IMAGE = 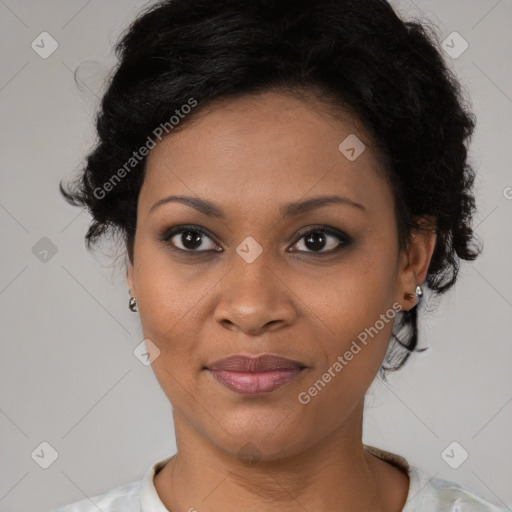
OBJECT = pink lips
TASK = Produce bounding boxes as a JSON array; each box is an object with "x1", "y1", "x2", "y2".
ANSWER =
[{"x1": 207, "y1": 354, "x2": 306, "y2": 395}]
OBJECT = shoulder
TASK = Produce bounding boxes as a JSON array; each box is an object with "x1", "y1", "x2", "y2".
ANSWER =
[
  {"x1": 363, "y1": 445, "x2": 508, "y2": 512},
  {"x1": 405, "y1": 465, "x2": 509, "y2": 512},
  {"x1": 50, "y1": 480, "x2": 142, "y2": 512},
  {"x1": 50, "y1": 455, "x2": 174, "y2": 512}
]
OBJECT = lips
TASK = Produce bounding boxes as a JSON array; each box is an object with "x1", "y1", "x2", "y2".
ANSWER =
[
  {"x1": 206, "y1": 354, "x2": 306, "y2": 395},
  {"x1": 208, "y1": 354, "x2": 305, "y2": 372}
]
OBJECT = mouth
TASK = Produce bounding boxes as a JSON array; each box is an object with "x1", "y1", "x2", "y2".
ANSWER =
[{"x1": 205, "y1": 354, "x2": 307, "y2": 395}]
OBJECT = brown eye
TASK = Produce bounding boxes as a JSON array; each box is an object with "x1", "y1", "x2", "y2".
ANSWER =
[
  {"x1": 289, "y1": 227, "x2": 350, "y2": 254},
  {"x1": 161, "y1": 225, "x2": 221, "y2": 253}
]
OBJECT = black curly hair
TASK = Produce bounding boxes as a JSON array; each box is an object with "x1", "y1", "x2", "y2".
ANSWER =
[{"x1": 60, "y1": 0, "x2": 481, "y2": 377}]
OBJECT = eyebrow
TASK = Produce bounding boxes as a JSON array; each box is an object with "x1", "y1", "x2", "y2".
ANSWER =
[{"x1": 149, "y1": 194, "x2": 366, "y2": 218}]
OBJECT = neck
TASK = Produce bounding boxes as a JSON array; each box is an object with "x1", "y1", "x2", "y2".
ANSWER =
[{"x1": 154, "y1": 401, "x2": 407, "y2": 512}]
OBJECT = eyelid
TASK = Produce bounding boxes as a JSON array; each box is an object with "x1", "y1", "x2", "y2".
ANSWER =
[
  {"x1": 159, "y1": 224, "x2": 221, "y2": 252},
  {"x1": 160, "y1": 224, "x2": 350, "y2": 255},
  {"x1": 288, "y1": 225, "x2": 350, "y2": 254}
]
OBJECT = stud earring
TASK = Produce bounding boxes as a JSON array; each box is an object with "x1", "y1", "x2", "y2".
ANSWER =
[
  {"x1": 129, "y1": 296, "x2": 138, "y2": 312},
  {"x1": 403, "y1": 284, "x2": 423, "y2": 301}
]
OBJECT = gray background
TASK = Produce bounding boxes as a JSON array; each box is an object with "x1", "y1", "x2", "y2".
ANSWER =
[{"x1": 0, "y1": 0, "x2": 511, "y2": 510}]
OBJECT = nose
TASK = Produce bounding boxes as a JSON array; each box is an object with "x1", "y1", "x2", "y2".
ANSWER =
[{"x1": 213, "y1": 255, "x2": 298, "y2": 336}]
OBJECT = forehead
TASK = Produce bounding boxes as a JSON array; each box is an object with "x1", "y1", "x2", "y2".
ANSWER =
[{"x1": 140, "y1": 91, "x2": 393, "y2": 218}]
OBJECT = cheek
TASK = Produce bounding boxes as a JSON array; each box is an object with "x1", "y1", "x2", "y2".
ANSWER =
[
  {"x1": 132, "y1": 240, "x2": 203, "y2": 356},
  {"x1": 295, "y1": 271, "x2": 398, "y2": 423},
  {"x1": 303, "y1": 249, "x2": 397, "y2": 329},
  {"x1": 297, "y1": 241, "x2": 398, "y2": 372},
  {"x1": 133, "y1": 247, "x2": 205, "y2": 407}
]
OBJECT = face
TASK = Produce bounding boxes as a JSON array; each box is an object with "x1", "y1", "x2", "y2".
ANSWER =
[{"x1": 127, "y1": 91, "x2": 434, "y2": 460}]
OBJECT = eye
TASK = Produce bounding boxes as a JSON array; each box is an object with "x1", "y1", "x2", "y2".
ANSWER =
[
  {"x1": 289, "y1": 226, "x2": 350, "y2": 254},
  {"x1": 160, "y1": 224, "x2": 350, "y2": 256},
  {"x1": 161, "y1": 225, "x2": 221, "y2": 253}
]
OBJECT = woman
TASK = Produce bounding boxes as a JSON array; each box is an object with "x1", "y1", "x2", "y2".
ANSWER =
[{"x1": 53, "y1": 0, "x2": 506, "y2": 510}]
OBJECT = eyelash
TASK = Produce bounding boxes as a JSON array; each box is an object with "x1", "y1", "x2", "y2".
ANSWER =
[{"x1": 159, "y1": 224, "x2": 351, "y2": 257}]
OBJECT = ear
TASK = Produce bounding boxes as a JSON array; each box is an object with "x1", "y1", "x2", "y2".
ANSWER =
[{"x1": 395, "y1": 215, "x2": 437, "y2": 311}]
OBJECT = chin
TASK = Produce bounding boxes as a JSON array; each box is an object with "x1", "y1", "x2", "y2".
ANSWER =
[{"x1": 206, "y1": 411, "x2": 314, "y2": 462}]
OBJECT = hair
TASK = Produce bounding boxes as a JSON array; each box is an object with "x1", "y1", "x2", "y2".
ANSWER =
[{"x1": 60, "y1": 0, "x2": 481, "y2": 378}]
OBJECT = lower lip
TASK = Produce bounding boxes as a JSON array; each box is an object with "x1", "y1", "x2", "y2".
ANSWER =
[{"x1": 208, "y1": 369, "x2": 304, "y2": 395}]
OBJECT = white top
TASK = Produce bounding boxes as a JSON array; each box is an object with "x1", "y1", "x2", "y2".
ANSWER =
[{"x1": 51, "y1": 446, "x2": 508, "y2": 512}]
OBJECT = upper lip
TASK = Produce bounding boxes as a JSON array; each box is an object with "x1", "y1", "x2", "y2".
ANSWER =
[{"x1": 207, "y1": 354, "x2": 306, "y2": 372}]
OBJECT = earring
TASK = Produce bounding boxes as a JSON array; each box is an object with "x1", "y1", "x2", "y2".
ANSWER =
[
  {"x1": 129, "y1": 296, "x2": 138, "y2": 312},
  {"x1": 403, "y1": 284, "x2": 423, "y2": 301}
]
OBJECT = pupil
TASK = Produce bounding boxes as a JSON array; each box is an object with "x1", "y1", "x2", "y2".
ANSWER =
[
  {"x1": 182, "y1": 231, "x2": 202, "y2": 250},
  {"x1": 305, "y1": 232, "x2": 326, "y2": 251}
]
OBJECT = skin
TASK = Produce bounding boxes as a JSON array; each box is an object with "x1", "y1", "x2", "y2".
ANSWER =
[{"x1": 127, "y1": 90, "x2": 437, "y2": 512}]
